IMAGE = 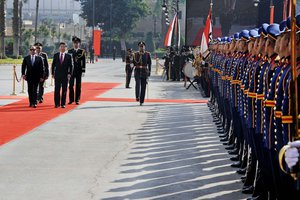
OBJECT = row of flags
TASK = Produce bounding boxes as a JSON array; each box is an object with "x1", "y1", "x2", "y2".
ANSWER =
[
  {"x1": 164, "y1": 0, "x2": 297, "y2": 56},
  {"x1": 164, "y1": 4, "x2": 212, "y2": 56}
]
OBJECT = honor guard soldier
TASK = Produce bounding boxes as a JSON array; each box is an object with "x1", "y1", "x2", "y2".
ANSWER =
[
  {"x1": 125, "y1": 48, "x2": 134, "y2": 88},
  {"x1": 133, "y1": 41, "x2": 152, "y2": 106},
  {"x1": 34, "y1": 42, "x2": 49, "y2": 103},
  {"x1": 278, "y1": 14, "x2": 300, "y2": 199},
  {"x1": 68, "y1": 36, "x2": 86, "y2": 105}
]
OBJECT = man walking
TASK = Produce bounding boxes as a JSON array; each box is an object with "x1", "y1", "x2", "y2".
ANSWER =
[
  {"x1": 133, "y1": 41, "x2": 151, "y2": 106},
  {"x1": 21, "y1": 46, "x2": 45, "y2": 108},
  {"x1": 51, "y1": 42, "x2": 73, "y2": 108},
  {"x1": 34, "y1": 42, "x2": 49, "y2": 103},
  {"x1": 68, "y1": 36, "x2": 86, "y2": 105}
]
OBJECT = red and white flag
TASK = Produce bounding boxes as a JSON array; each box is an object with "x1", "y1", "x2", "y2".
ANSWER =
[
  {"x1": 164, "y1": 14, "x2": 180, "y2": 47},
  {"x1": 200, "y1": 9, "x2": 212, "y2": 56}
]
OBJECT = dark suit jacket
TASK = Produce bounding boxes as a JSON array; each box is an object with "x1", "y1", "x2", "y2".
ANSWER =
[
  {"x1": 39, "y1": 52, "x2": 49, "y2": 78},
  {"x1": 51, "y1": 52, "x2": 73, "y2": 80},
  {"x1": 21, "y1": 55, "x2": 45, "y2": 82}
]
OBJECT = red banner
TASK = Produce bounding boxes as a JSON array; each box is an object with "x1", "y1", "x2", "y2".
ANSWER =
[{"x1": 93, "y1": 30, "x2": 101, "y2": 56}]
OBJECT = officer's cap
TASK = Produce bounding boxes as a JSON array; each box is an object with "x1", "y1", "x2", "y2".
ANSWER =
[
  {"x1": 286, "y1": 14, "x2": 300, "y2": 33},
  {"x1": 227, "y1": 37, "x2": 233, "y2": 43},
  {"x1": 258, "y1": 23, "x2": 269, "y2": 37},
  {"x1": 267, "y1": 23, "x2": 280, "y2": 40},
  {"x1": 34, "y1": 42, "x2": 43, "y2": 47},
  {"x1": 233, "y1": 32, "x2": 240, "y2": 41},
  {"x1": 138, "y1": 41, "x2": 146, "y2": 46},
  {"x1": 72, "y1": 36, "x2": 81, "y2": 43},
  {"x1": 279, "y1": 20, "x2": 287, "y2": 33},
  {"x1": 249, "y1": 29, "x2": 259, "y2": 40},
  {"x1": 296, "y1": 14, "x2": 300, "y2": 33},
  {"x1": 239, "y1": 30, "x2": 250, "y2": 41}
]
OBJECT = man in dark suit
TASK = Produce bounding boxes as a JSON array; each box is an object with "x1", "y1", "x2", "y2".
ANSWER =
[
  {"x1": 21, "y1": 46, "x2": 45, "y2": 108},
  {"x1": 51, "y1": 42, "x2": 73, "y2": 108},
  {"x1": 68, "y1": 36, "x2": 86, "y2": 105},
  {"x1": 34, "y1": 42, "x2": 49, "y2": 103}
]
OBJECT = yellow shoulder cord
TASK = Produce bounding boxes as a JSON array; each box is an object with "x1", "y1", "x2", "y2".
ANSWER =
[{"x1": 278, "y1": 145, "x2": 290, "y2": 174}]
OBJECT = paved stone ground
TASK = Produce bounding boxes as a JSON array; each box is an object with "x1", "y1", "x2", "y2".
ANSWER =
[{"x1": 0, "y1": 59, "x2": 249, "y2": 200}]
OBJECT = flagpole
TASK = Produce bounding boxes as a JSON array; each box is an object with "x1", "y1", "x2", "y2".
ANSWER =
[
  {"x1": 289, "y1": 0, "x2": 299, "y2": 181},
  {"x1": 210, "y1": 0, "x2": 213, "y2": 37},
  {"x1": 283, "y1": 0, "x2": 288, "y2": 20},
  {"x1": 270, "y1": 0, "x2": 274, "y2": 24}
]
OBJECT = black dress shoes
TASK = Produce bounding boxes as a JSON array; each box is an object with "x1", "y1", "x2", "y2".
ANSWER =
[
  {"x1": 231, "y1": 161, "x2": 241, "y2": 168},
  {"x1": 68, "y1": 102, "x2": 73, "y2": 105},
  {"x1": 230, "y1": 155, "x2": 239, "y2": 161},
  {"x1": 242, "y1": 186, "x2": 254, "y2": 194},
  {"x1": 32, "y1": 104, "x2": 37, "y2": 108},
  {"x1": 220, "y1": 137, "x2": 228, "y2": 142},
  {"x1": 228, "y1": 149, "x2": 239, "y2": 155},
  {"x1": 76, "y1": 102, "x2": 79, "y2": 105},
  {"x1": 61, "y1": 105, "x2": 66, "y2": 108},
  {"x1": 225, "y1": 145, "x2": 235, "y2": 150},
  {"x1": 55, "y1": 105, "x2": 59, "y2": 108},
  {"x1": 136, "y1": 98, "x2": 140, "y2": 102},
  {"x1": 236, "y1": 168, "x2": 246, "y2": 175}
]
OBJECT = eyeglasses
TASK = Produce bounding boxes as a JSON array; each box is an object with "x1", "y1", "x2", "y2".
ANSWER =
[{"x1": 30, "y1": 49, "x2": 36, "y2": 51}]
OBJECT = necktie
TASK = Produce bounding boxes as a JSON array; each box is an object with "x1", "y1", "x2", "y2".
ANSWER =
[
  {"x1": 60, "y1": 53, "x2": 63, "y2": 64},
  {"x1": 31, "y1": 55, "x2": 34, "y2": 65}
]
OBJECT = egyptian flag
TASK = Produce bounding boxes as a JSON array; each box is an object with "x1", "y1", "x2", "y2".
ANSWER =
[
  {"x1": 164, "y1": 13, "x2": 180, "y2": 47},
  {"x1": 200, "y1": 8, "x2": 212, "y2": 56}
]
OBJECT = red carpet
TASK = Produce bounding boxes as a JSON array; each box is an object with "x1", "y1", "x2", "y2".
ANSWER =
[
  {"x1": 94, "y1": 97, "x2": 208, "y2": 104},
  {"x1": 0, "y1": 96, "x2": 26, "y2": 99},
  {"x1": 0, "y1": 83, "x2": 119, "y2": 146}
]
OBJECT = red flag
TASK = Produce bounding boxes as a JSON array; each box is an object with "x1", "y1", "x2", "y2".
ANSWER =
[
  {"x1": 200, "y1": 8, "x2": 212, "y2": 56},
  {"x1": 164, "y1": 14, "x2": 179, "y2": 47},
  {"x1": 93, "y1": 30, "x2": 101, "y2": 56}
]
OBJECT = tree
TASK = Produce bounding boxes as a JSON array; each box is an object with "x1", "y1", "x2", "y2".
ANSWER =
[
  {"x1": 76, "y1": 0, "x2": 150, "y2": 38},
  {"x1": 145, "y1": 32, "x2": 155, "y2": 52},
  {"x1": 12, "y1": 0, "x2": 19, "y2": 57},
  {"x1": 0, "y1": 0, "x2": 6, "y2": 58}
]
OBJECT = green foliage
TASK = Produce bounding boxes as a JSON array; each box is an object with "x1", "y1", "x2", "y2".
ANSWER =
[
  {"x1": 76, "y1": 0, "x2": 150, "y2": 38},
  {"x1": 145, "y1": 32, "x2": 155, "y2": 52}
]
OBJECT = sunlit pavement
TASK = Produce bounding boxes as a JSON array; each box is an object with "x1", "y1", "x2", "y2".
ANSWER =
[{"x1": 0, "y1": 59, "x2": 248, "y2": 200}]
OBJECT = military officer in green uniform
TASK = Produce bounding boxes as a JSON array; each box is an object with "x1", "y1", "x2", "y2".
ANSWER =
[
  {"x1": 133, "y1": 41, "x2": 152, "y2": 106},
  {"x1": 34, "y1": 42, "x2": 49, "y2": 103}
]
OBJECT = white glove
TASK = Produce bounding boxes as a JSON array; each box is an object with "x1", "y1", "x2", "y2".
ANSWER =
[
  {"x1": 82, "y1": 73, "x2": 85, "y2": 77},
  {"x1": 285, "y1": 141, "x2": 300, "y2": 169}
]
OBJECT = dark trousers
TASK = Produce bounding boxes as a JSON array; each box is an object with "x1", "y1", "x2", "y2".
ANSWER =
[
  {"x1": 69, "y1": 73, "x2": 82, "y2": 103},
  {"x1": 27, "y1": 80, "x2": 39, "y2": 105},
  {"x1": 54, "y1": 78, "x2": 68, "y2": 106},
  {"x1": 135, "y1": 76, "x2": 147, "y2": 103},
  {"x1": 125, "y1": 66, "x2": 133, "y2": 88},
  {"x1": 37, "y1": 81, "x2": 45, "y2": 101}
]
